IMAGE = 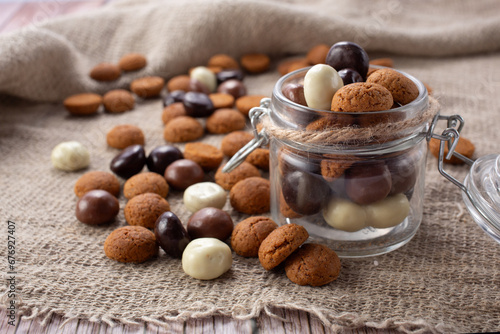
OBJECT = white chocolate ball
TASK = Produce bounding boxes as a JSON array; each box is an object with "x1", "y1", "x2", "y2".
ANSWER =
[
  {"x1": 182, "y1": 238, "x2": 232, "y2": 280},
  {"x1": 323, "y1": 197, "x2": 366, "y2": 232},
  {"x1": 190, "y1": 66, "x2": 217, "y2": 93},
  {"x1": 303, "y1": 64, "x2": 343, "y2": 110},
  {"x1": 51, "y1": 141, "x2": 90, "y2": 171},
  {"x1": 183, "y1": 182, "x2": 227, "y2": 212},
  {"x1": 365, "y1": 193, "x2": 410, "y2": 229}
]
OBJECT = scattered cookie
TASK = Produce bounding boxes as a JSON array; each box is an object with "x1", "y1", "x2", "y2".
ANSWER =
[
  {"x1": 220, "y1": 130, "x2": 254, "y2": 157},
  {"x1": 320, "y1": 155, "x2": 355, "y2": 182},
  {"x1": 103, "y1": 89, "x2": 135, "y2": 113},
  {"x1": 183, "y1": 142, "x2": 224, "y2": 171},
  {"x1": 119, "y1": 53, "x2": 147, "y2": 72},
  {"x1": 206, "y1": 108, "x2": 246, "y2": 134},
  {"x1": 130, "y1": 76, "x2": 165, "y2": 98},
  {"x1": 104, "y1": 226, "x2": 158, "y2": 263},
  {"x1": 428, "y1": 136, "x2": 475, "y2": 165},
  {"x1": 258, "y1": 223, "x2": 309, "y2": 270},
  {"x1": 63, "y1": 93, "x2": 102, "y2": 116},
  {"x1": 240, "y1": 53, "x2": 270, "y2": 73},
  {"x1": 123, "y1": 172, "x2": 169, "y2": 199},
  {"x1": 235, "y1": 95, "x2": 267, "y2": 116},
  {"x1": 163, "y1": 116, "x2": 204, "y2": 143},
  {"x1": 74, "y1": 171, "x2": 120, "y2": 198},
  {"x1": 231, "y1": 216, "x2": 278, "y2": 257},
  {"x1": 167, "y1": 75, "x2": 191, "y2": 92},
  {"x1": 331, "y1": 82, "x2": 393, "y2": 112},
  {"x1": 208, "y1": 54, "x2": 239, "y2": 70},
  {"x1": 106, "y1": 124, "x2": 145, "y2": 149},
  {"x1": 366, "y1": 68, "x2": 419, "y2": 105},
  {"x1": 89, "y1": 63, "x2": 121, "y2": 82},
  {"x1": 209, "y1": 93, "x2": 235, "y2": 109},
  {"x1": 229, "y1": 176, "x2": 270, "y2": 214},
  {"x1": 124, "y1": 192, "x2": 170, "y2": 228},
  {"x1": 245, "y1": 148, "x2": 270, "y2": 171},
  {"x1": 162, "y1": 102, "x2": 187, "y2": 125},
  {"x1": 306, "y1": 44, "x2": 329, "y2": 65},
  {"x1": 215, "y1": 161, "x2": 260, "y2": 191},
  {"x1": 284, "y1": 243, "x2": 341, "y2": 286}
]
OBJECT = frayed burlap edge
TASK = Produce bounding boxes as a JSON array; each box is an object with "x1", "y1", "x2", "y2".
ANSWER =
[{"x1": 1, "y1": 300, "x2": 455, "y2": 334}]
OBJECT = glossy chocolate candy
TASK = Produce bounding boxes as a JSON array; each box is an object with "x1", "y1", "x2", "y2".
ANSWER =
[
  {"x1": 216, "y1": 69, "x2": 245, "y2": 84},
  {"x1": 281, "y1": 170, "x2": 330, "y2": 215},
  {"x1": 163, "y1": 90, "x2": 185, "y2": 106},
  {"x1": 154, "y1": 211, "x2": 190, "y2": 258},
  {"x1": 110, "y1": 145, "x2": 146, "y2": 179},
  {"x1": 187, "y1": 207, "x2": 233, "y2": 241},
  {"x1": 338, "y1": 68, "x2": 363, "y2": 85},
  {"x1": 345, "y1": 162, "x2": 392, "y2": 205},
  {"x1": 146, "y1": 145, "x2": 183, "y2": 175},
  {"x1": 164, "y1": 159, "x2": 204, "y2": 190},
  {"x1": 75, "y1": 190, "x2": 119, "y2": 225},
  {"x1": 326, "y1": 41, "x2": 369, "y2": 80},
  {"x1": 282, "y1": 83, "x2": 307, "y2": 106},
  {"x1": 183, "y1": 91, "x2": 214, "y2": 117},
  {"x1": 217, "y1": 79, "x2": 247, "y2": 99}
]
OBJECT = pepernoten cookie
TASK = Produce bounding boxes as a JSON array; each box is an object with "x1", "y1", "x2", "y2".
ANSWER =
[
  {"x1": 231, "y1": 216, "x2": 278, "y2": 257},
  {"x1": 106, "y1": 124, "x2": 145, "y2": 149},
  {"x1": 123, "y1": 172, "x2": 169, "y2": 199},
  {"x1": 104, "y1": 226, "x2": 158, "y2": 263},
  {"x1": 331, "y1": 82, "x2": 393, "y2": 112},
  {"x1": 64, "y1": 93, "x2": 102, "y2": 116},
  {"x1": 183, "y1": 142, "x2": 224, "y2": 171},
  {"x1": 163, "y1": 116, "x2": 204, "y2": 143},
  {"x1": 284, "y1": 243, "x2": 341, "y2": 286},
  {"x1": 258, "y1": 223, "x2": 308, "y2": 270},
  {"x1": 366, "y1": 68, "x2": 419, "y2": 105},
  {"x1": 215, "y1": 161, "x2": 260, "y2": 191},
  {"x1": 229, "y1": 177, "x2": 270, "y2": 214},
  {"x1": 124, "y1": 192, "x2": 170, "y2": 228},
  {"x1": 206, "y1": 108, "x2": 246, "y2": 134},
  {"x1": 220, "y1": 131, "x2": 254, "y2": 157},
  {"x1": 74, "y1": 171, "x2": 120, "y2": 198}
]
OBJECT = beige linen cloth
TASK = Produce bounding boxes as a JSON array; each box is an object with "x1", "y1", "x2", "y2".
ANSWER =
[{"x1": 1, "y1": 0, "x2": 500, "y2": 333}]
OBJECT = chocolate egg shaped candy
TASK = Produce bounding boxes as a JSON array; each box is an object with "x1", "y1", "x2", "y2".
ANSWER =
[
  {"x1": 110, "y1": 145, "x2": 146, "y2": 179},
  {"x1": 282, "y1": 170, "x2": 330, "y2": 215},
  {"x1": 326, "y1": 41, "x2": 369, "y2": 80},
  {"x1": 345, "y1": 162, "x2": 392, "y2": 205},
  {"x1": 154, "y1": 211, "x2": 191, "y2": 258}
]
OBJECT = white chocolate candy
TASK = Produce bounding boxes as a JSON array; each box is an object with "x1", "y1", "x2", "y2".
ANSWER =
[
  {"x1": 183, "y1": 182, "x2": 227, "y2": 212},
  {"x1": 190, "y1": 66, "x2": 217, "y2": 93},
  {"x1": 182, "y1": 238, "x2": 232, "y2": 280},
  {"x1": 323, "y1": 197, "x2": 366, "y2": 232},
  {"x1": 51, "y1": 141, "x2": 90, "y2": 171},
  {"x1": 365, "y1": 193, "x2": 410, "y2": 229},
  {"x1": 303, "y1": 64, "x2": 343, "y2": 110}
]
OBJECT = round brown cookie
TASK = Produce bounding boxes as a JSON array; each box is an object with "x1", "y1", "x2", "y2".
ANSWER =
[
  {"x1": 306, "y1": 44, "x2": 329, "y2": 65},
  {"x1": 167, "y1": 75, "x2": 191, "y2": 92},
  {"x1": 89, "y1": 63, "x2": 121, "y2": 82},
  {"x1": 103, "y1": 89, "x2": 135, "y2": 113},
  {"x1": 331, "y1": 82, "x2": 393, "y2": 112},
  {"x1": 320, "y1": 154, "x2": 356, "y2": 182},
  {"x1": 245, "y1": 148, "x2": 270, "y2": 171},
  {"x1": 235, "y1": 95, "x2": 267, "y2": 116},
  {"x1": 162, "y1": 102, "x2": 187, "y2": 125},
  {"x1": 258, "y1": 223, "x2": 309, "y2": 270},
  {"x1": 119, "y1": 53, "x2": 147, "y2": 72},
  {"x1": 64, "y1": 93, "x2": 102, "y2": 116},
  {"x1": 207, "y1": 66, "x2": 223, "y2": 74},
  {"x1": 106, "y1": 124, "x2": 145, "y2": 149},
  {"x1": 206, "y1": 108, "x2": 246, "y2": 134},
  {"x1": 208, "y1": 54, "x2": 239, "y2": 69},
  {"x1": 163, "y1": 116, "x2": 204, "y2": 143},
  {"x1": 209, "y1": 93, "x2": 235, "y2": 109},
  {"x1": 231, "y1": 216, "x2": 278, "y2": 257},
  {"x1": 104, "y1": 226, "x2": 158, "y2": 263},
  {"x1": 369, "y1": 58, "x2": 394, "y2": 68},
  {"x1": 278, "y1": 57, "x2": 308, "y2": 76},
  {"x1": 183, "y1": 142, "x2": 224, "y2": 171},
  {"x1": 220, "y1": 130, "x2": 254, "y2": 157},
  {"x1": 428, "y1": 136, "x2": 475, "y2": 165},
  {"x1": 240, "y1": 53, "x2": 270, "y2": 73},
  {"x1": 366, "y1": 68, "x2": 419, "y2": 105},
  {"x1": 366, "y1": 67, "x2": 379, "y2": 78},
  {"x1": 279, "y1": 190, "x2": 302, "y2": 219},
  {"x1": 229, "y1": 177, "x2": 270, "y2": 214},
  {"x1": 74, "y1": 171, "x2": 120, "y2": 198},
  {"x1": 215, "y1": 161, "x2": 260, "y2": 191},
  {"x1": 284, "y1": 243, "x2": 341, "y2": 286},
  {"x1": 130, "y1": 76, "x2": 164, "y2": 98},
  {"x1": 123, "y1": 172, "x2": 169, "y2": 199},
  {"x1": 124, "y1": 192, "x2": 170, "y2": 228}
]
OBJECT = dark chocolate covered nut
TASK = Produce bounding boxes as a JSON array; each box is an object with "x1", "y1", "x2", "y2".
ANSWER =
[
  {"x1": 281, "y1": 170, "x2": 330, "y2": 215},
  {"x1": 110, "y1": 145, "x2": 146, "y2": 179},
  {"x1": 217, "y1": 79, "x2": 247, "y2": 99},
  {"x1": 155, "y1": 211, "x2": 190, "y2": 258},
  {"x1": 164, "y1": 159, "x2": 204, "y2": 190},
  {"x1": 345, "y1": 162, "x2": 392, "y2": 205},
  {"x1": 163, "y1": 90, "x2": 186, "y2": 106},
  {"x1": 187, "y1": 207, "x2": 234, "y2": 241},
  {"x1": 325, "y1": 41, "x2": 369, "y2": 80},
  {"x1": 282, "y1": 83, "x2": 307, "y2": 106},
  {"x1": 183, "y1": 92, "x2": 214, "y2": 117},
  {"x1": 146, "y1": 145, "x2": 183, "y2": 175},
  {"x1": 75, "y1": 190, "x2": 119, "y2": 225}
]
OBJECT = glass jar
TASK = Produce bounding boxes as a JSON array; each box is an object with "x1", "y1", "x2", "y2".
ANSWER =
[{"x1": 263, "y1": 67, "x2": 432, "y2": 257}]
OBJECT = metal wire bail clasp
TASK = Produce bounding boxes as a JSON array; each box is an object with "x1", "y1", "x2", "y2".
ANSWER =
[{"x1": 221, "y1": 98, "x2": 271, "y2": 173}]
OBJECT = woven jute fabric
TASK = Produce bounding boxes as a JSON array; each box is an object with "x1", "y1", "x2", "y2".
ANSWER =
[{"x1": 1, "y1": 0, "x2": 500, "y2": 333}]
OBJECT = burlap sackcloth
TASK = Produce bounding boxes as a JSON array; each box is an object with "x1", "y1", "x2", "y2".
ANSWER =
[{"x1": 1, "y1": 0, "x2": 500, "y2": 333}]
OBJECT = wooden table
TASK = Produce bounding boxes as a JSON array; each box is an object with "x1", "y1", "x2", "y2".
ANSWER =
[{"x1": 0, "y1": 2, "x2": 397, "y2": 333}]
